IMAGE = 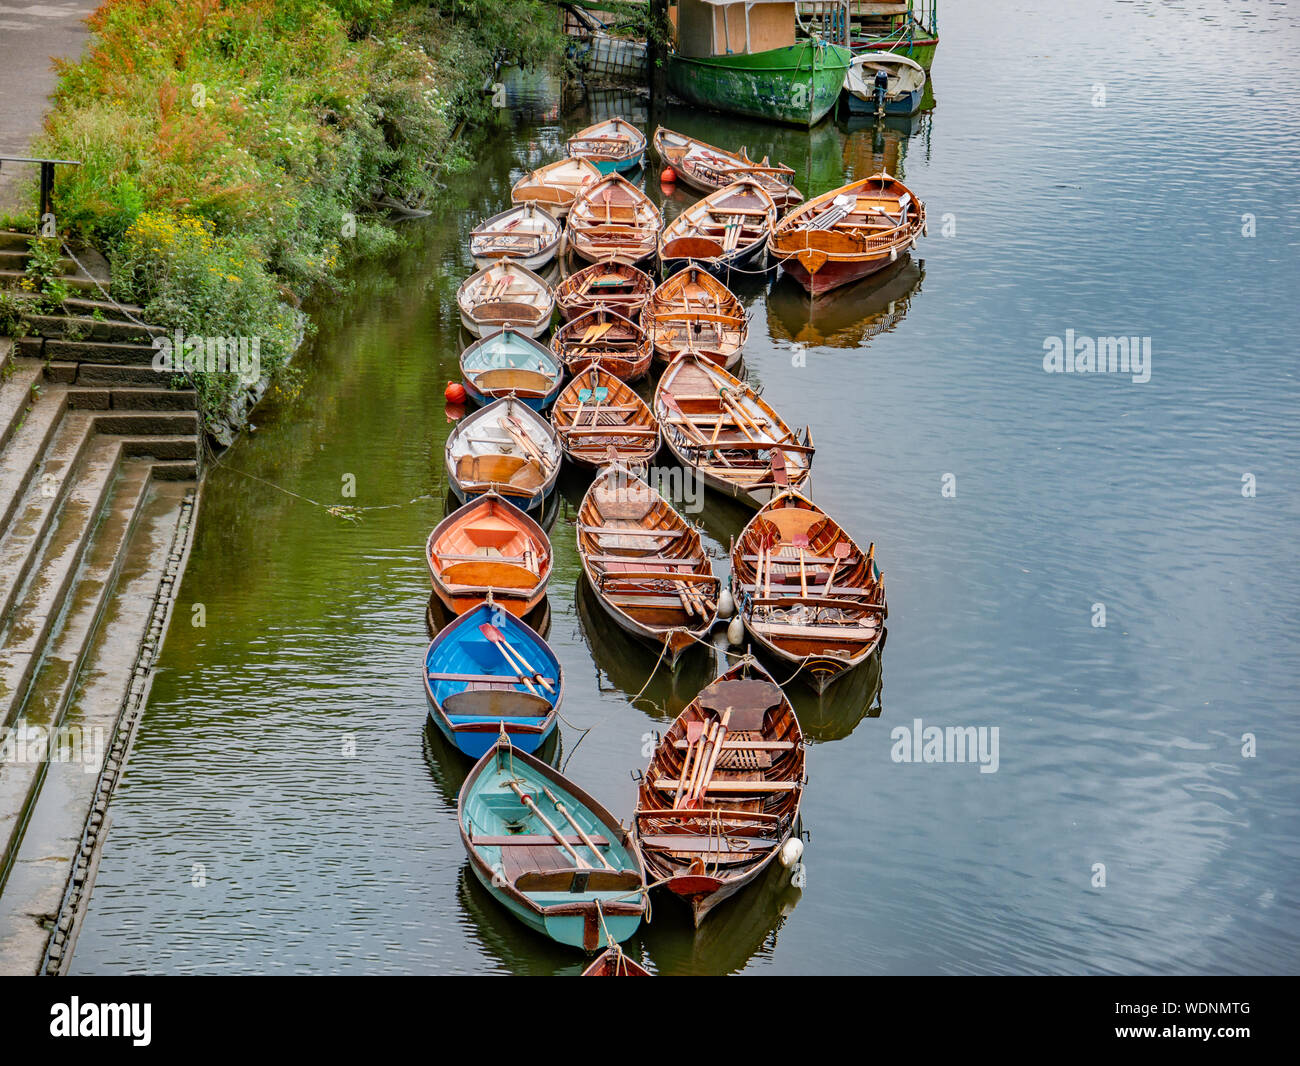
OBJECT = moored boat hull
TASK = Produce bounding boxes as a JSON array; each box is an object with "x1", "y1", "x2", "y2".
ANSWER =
[
  {"x1": 778, "y1": 249, "x2": 897, "y2": 294},
  {"x1": 666, "y1": 43, "x2": 852, "y2": 127}
]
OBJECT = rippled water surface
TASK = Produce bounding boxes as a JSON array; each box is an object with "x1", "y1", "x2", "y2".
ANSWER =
[{"x1": 72, "y1": 0, "x2": 1300, "y2": 974}]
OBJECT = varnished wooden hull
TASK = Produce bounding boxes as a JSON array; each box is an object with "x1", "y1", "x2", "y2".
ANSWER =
[{"x1": 778, "y1": 250, "x2": 897, "y2": 295}]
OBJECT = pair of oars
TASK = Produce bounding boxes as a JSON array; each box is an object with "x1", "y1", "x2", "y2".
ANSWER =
[
  {"x1": 505, "y1": 779, "x2": 614, "y2": 872},
  {"x1": 479, "y1": 622, "x2": 554, "y2": 698},
  {"x1": 672, "y1": 708, "x2": 733, "y2": 809}
]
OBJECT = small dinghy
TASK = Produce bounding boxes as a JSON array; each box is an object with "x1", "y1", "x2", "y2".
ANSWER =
[
  {"x1": 651, "y1": 127, "x2": 803, "y2": 210},
  {"x1": 555, "y1": 260, "x2": 655, "y2": 324},
  {"x1": 566, "y1": 117, "x2": 646, "y2": 175},
  {"x1": 469, "y1": 202, "x2": 562, "y2": 271},
  {"x1": 445, "y1": 395, "x2": 562, "y2": 513},
  {"x1": 459, "y1": 734, "x2": 648, "y2": 950},
  {"x1": 427, "y1": 492, "x2": 551, "y2": 618},
  {"x1": 844, "y1": 53, "x2": 926, "y2": 116},
  {"x1": 768, "y1": 170, "x2": 925, "y2": 295},
  {"x1": 511, "y1": 157, "x2": 603, "y2": 219},
  {"x1": 552, "y1": 307, "x2": 652, "y2": 383},
  {"x1": 634, "y1": 655, "x2": 805, "y2": 926},
  {"x1": 655, "y1": 352, "x2": 813, "y2": 508},
  {"x1": 730, "y1": 490, "x2": 886, "y2": 692},
  {"x1": 581, "y1": 945, "x2": 651, "y2": 976},
  {"x1": 424, "y1": 602, "x2": 562, "y2": 758},
  {"x1": 552, "y1": 366, "x2": 660, "y2": 472},
  {"x1": 568, "y1": 174, "x2": 662, "y2": 266},
  {"x1": 659, "y1": 178, "x2": 777, "y2": 277},
  {"x1": 457, "y1": 261, "x2": 555, "y2": 338},
  {"x1": 459, "y1": 327, "x2": 563, "y2": 411},
  {"x1": 578, "y1": 465, "x2": 719, "y2": 667},
  {"x1": 650, "y1": 266, "x2": 747, "y2": 370}
]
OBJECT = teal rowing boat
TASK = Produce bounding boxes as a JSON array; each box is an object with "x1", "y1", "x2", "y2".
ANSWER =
[{"x1": 458, "y1": 735, "x2": 648, "y2": 951}]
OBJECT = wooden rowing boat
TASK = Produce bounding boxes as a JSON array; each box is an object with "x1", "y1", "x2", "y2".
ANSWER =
[
  {"x1": 659, "y1": 178, "x2": 777, "y2": 277},
  {"x1": 552, "y1": 307, "x2": 653, "y2": 383},
  {"x1": 567, "y1": 174, "x2": 662, "y2": 266},
  {"x1": 581, "y1": 945, "x2": 651, "y2": 976},
  {"x1": 634, "y1": 655, "x2": 805, "y2": 926},
  {"x1": 511, "y1": 157, "x2": 603, "y2": 219},
  {"x1": 459, "y1": 734, "x2": 647, "y2": 950},
  {"x1": 729, "y1": 489, "x2": 886, "y2": 693},
  {"x1": 551, "y1": 366, "x2": 660, "y2": 472},
  {"x1": 426, "y1": 492, "x2": 551, "y2": 618},
  {"x1": 651, "y1": 126, "x2": 803, "y2": 210},
  {"x1": 424, "y1": 602, "x2": 561, "y2": 758},
  {"x1": 554, "y1": 260, "x2": 655, "y2": 324},
  {"x1": 459, "y1": 326, "x2": 563, "y2": 411},
  {"x1": 469, "y1": 202, "x2": 562, "y2": 271},
  {"x1": 767, "y1": 170, "x2": 925, "y2": 295},
  {"x1": 566, "y1": 117, "x2": 646, "y2": 175},
  {"x1": 654, "y1": 352, "x2": 813, "y2": 508},
  {"x1": 578, "y1": 464, "x2": 719, "y2": 668},
  {"x1": 445, "y1": 395, "x2": 562, "y2": 513},
  {"x1": 457, "y1": 261, "x2": 555, "y2": 338},
  {"x1": 650, "y1": 266, "x2": 747, "y2": 370}
]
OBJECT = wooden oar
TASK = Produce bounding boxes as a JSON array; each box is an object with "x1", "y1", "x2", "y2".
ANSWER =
[
  {"x1": 689, "y1": 708, "x2": 733, "y2": 807},
  {"x1": 542, "y1": 786, "x2": 616, "y2": 871},
  {"x1": 822, "y1": 541, "x2": 852, "y2": 596},
  {"x1": 793, "y1": 533, "x2": 809, "y2": 597},
  {"x1": 672, "y1": 720, "x2": 706, "y2": 807},
  {"x1": 506, "y1": 780, "x2": 588, "y2": 869},
  {"x1": 480, "y1": 622, "x2": 556, "y2": 693},
  {"x1": 681, "y1": 719, "x2": 718, "y2": 806},
  {"x1": 483, "y1": 633, "x2": 538, "y2": 696}
]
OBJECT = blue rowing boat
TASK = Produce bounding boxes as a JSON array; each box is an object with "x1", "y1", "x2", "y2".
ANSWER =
[
  {"x1": 424, "y1": 601, "x2": 562, "y2": 759},
  {"x1": 459, "y1": 734, "x2": 648, "y2": 950},
  {"x1": 459, "y1": 327, "x2": 564, "y2": 412}
]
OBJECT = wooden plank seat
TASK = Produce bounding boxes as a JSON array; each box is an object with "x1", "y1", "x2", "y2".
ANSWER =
[
  {"x1": 472, "y1": 834, "x2": 611, "y2": 847},
  {"x1": 587, "y1": 554, "x2": 705, "y2": 566},
  {"x1": 649, "y1": 778, "x2": 798, "y2": 792},
  {"x1": 670, "y1": 739, "x2": 796, "y2": 751},
  {"x1": 579, "y1": 525, "x2": 685, "y2": 539},
  {"x1": 739, "y1": 552, "x2": 859, "y2": 566},
  {"x1": 443, "y1": 690, "x2": 553, "y2": 718},
  {"x1": 747, "y1": 595, "x2": 885, "y2": 610},
  {"x1": 637, "y1": 834, "x2": 777, "y2": 852},
  {"x1": 635, "y1": 806, "x2": 780, "y2": 823}
]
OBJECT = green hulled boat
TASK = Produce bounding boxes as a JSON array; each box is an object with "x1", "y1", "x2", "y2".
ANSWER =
[{"x1": 668, "y1": 1, "x2": 851, "y2": 127}]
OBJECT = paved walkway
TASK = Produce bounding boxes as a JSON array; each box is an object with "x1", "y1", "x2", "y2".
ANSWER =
[{"x1": 0, "y1": 1, "x2": 99, "y2": 216}]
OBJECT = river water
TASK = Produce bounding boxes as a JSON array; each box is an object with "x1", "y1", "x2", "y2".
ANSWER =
[{"x1": 71, "y1": 0, "x2": 1300, "y2": 975}]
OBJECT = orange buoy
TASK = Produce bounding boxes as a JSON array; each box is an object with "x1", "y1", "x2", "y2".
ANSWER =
[
  {"x1": 661, "y1": 166, "x2": 676, "y2": 184},
  {"x1": 445, "y1": 381, "x2": 467, "y2": 404}
]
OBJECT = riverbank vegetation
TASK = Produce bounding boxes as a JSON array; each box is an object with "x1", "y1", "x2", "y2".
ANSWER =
[{"x1": 27, "y1": 0, "x2": 563, "y2": 427}]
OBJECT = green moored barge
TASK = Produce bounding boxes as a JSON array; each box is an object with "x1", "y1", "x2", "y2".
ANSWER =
[{"x1": 667, "y1": 0, "x2": 852, "y2": 127}]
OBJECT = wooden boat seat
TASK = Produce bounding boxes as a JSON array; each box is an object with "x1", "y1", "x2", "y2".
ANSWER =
[
  {"x1": 697, "y1": 678, "x2": 781, "y2": 731},
  {"x1": 472, "y1": 301, "x2": 543, "y2": 323},
  {"x1": 579, "y1": 524, "x2": 683, "y2": 539},
  {"x1": 473, "y1": 834, "x2": 610, "y2": 847},
  {"x1": 663, "y1": 236, "x2": 725, "y2": 259},
  {"x1": 429, "y1": 671, "x2": 531, "y2": 684},
  {"x1": 587, "y1": 554, "x2": 704, "y2": 566},
  {"x1": 442, "y1": 560, "x2": 539, "y2": 589},
  {"x1": 638, "y1": 835, "x2": 777, "y2": 852},
  {"x1": 636, "y1": 806, "x2": 780, "y2": 823},
  {"x1": 456, "y1": 454, "x2": 545, "y2": 489},
  {"x1": 650, "y1": 778, "x2": 797, "y2": 793},
  {"x1": 472, "y1": 368, "x2": 554, "y2": 392},
  {"x1": 749, "y1": 620, "x2": 880, "y2": 640},
  {"x1": 670, "y1": 738, "x2": 795, "y2": 751},
  {"x1": 516, "y1": 869, "x2": 643, "y2": 893},
  {"x1": 443, "y1": 690, "x2": 553, "y2": 718}
]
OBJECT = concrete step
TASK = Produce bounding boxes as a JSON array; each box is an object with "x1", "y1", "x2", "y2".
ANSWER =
[
  {"x1": 43, "y1": 339, "x2": 160, "y2": 367},
  {"x1": 2, "y1": 291, "x2": 148, "y2": 318},
  {"x1": 0, "y1": 382, "x2": 72, "y2": 536},
  {"x1": 53, "y1": 363, "x2": 170, "y2": 388},
  {"x1": 67, "y1": 387, "x2": 198, "y2": 412},
  {"x1": 0, "y1": 358, "x2": 44, "y2": 455},
  {"x1": 94, "y1": 410, "x2": 199, "y2": 436},
  {"x1": 0, "y1": 232, "x2": 29, "y2": 251},
  {"x1": 0, "y1": 270, "x2": 100, "y2": 293},
  {"x1": 0, "y1": 413, "x2": 98, "y2": 631},
  {"x1": 0, "y1": 435, "x2": 124, "y2": 732},
  {"x1": 119, "y1": 434, "x2": 201, "y2": 463},
  {"x1": 0, "y1": 250, "x2": 78, "y2": 274},
  {"x1": 19, "y1": 313, "x2": 162, "y2": 344},
  {"x1": 0, "y1": 461, "x2": 154, "y2": 892},
  {"x1": 0, "y1": 478, "x2": 194, "y2": 972}
]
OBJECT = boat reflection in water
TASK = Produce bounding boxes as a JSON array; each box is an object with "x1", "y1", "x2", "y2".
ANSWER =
[
  {"x1": 767, "y1": 255, "x2": 924, "y2": 349},
  {"x1": 786, "y1": 637, "x2": 885, "y2": 744},
  {"x1": 573, "y1": 578, "x2": 719, "y2": 723},
  {"x1": 642, "y1": 851, "x2": 804, "y2": 975}
]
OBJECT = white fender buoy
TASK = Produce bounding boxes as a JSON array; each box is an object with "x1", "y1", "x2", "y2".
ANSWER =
[
  {"x1": 779, "y1": 837, "x2": 804, "y2": 868},
  {"x1": 923, "y1": 222, "x2": 929, "y2": 237},
  {"x1": 889, "y1": 246, "x2": 898, "y2": 262},
  {"x1": 727, "y1": 616, "x2": 744, "y2": 645},
  {"x1": 717, "y1": 588, "x2": 735, "y2": 619}
]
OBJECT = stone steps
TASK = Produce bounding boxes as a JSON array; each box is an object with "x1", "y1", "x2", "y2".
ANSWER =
[{"x1": 0, "y1": 307, "x2": 202, "y2": 971}]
